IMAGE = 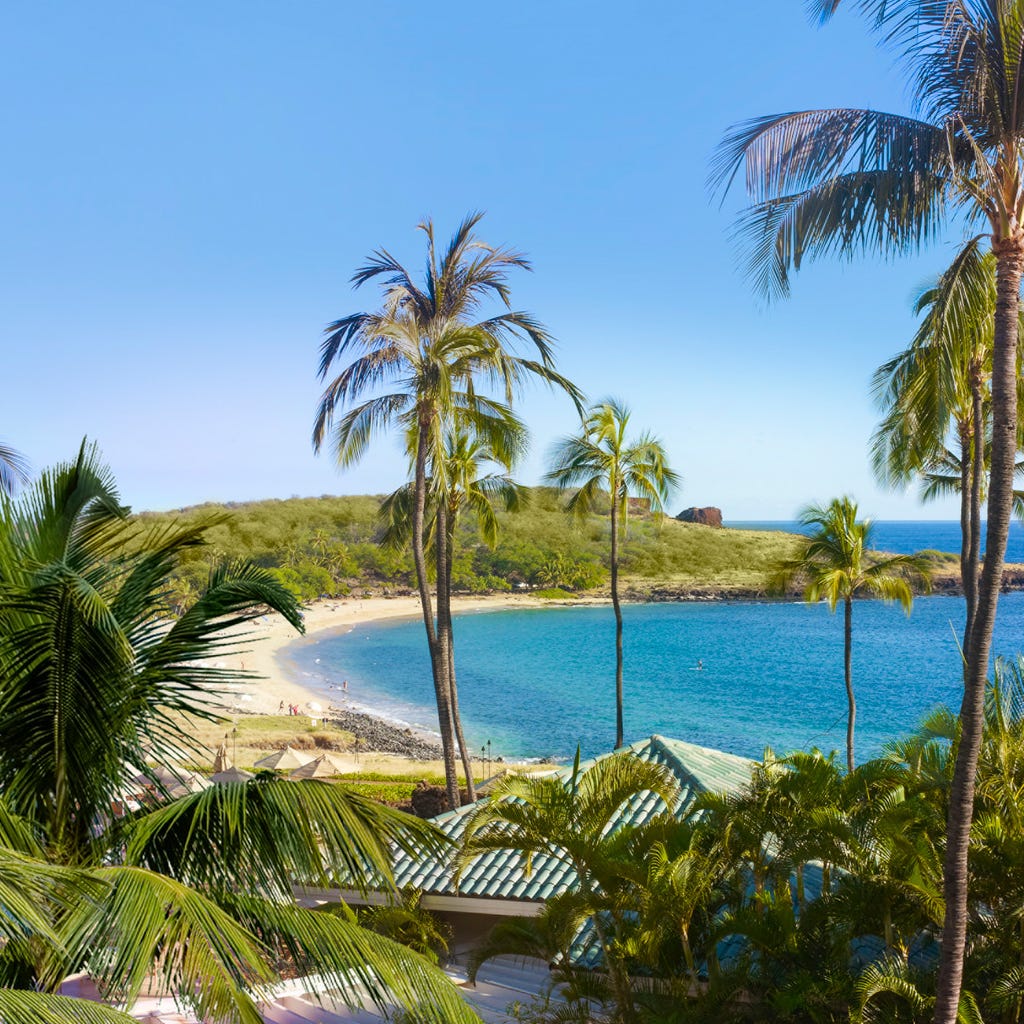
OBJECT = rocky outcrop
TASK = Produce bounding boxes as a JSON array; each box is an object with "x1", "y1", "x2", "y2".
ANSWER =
[
  {"x1": 326, "y1": 708, "x2": 442, "y2": 759},
  {"x1": 676, "y1": 506, "x2": 723, "y2": 528}
]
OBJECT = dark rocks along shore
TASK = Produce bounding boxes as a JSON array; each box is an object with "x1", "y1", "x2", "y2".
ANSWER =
[{"x1": 326, "y1": 707, "x2": 442, "y2": 760}]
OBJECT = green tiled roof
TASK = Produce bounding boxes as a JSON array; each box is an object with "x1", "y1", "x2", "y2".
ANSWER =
[{"x1": 391, "y1": 735, "x2": 753, "y2": 902}]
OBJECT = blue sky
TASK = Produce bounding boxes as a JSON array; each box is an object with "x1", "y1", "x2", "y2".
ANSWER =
[{"x1": 2, "y1": 2, "x2": 976, "y2": 519}]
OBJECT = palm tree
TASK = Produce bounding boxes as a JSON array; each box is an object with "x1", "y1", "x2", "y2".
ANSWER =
[
  {"x1": 872, "y1": 241, "x2": 995, "y2": 665},
  {"x1": 436, "y1": 420, "x2": 525, "y2": 803},
  {"x1": 629, "y1": 832, "x2": 728, "y2": 989},
  {"x1": 381, "y1": 414, "x2": 528, "y2": 802},
  {"x1": 313, "y1": 213, "x2": 580, "y2": 808},
  {"x1": 545, "y1": 399, "x2": 679, "y2": 749},
  {"x1": 460, "y1": 748, "x2": 681, "y2": 1024},
  {"x1": 712, "y1": 2, "x2": 1024, "y2": 1012},
  {"x1": 771, "y1": 498, "x2": 931, "y2": 772},
  {"x1": 0, "y1": 443, "x2": 479, "y2": 1024},
  {"x1": 872, "y1": 241, "x2": 1024, "y2": 667}
]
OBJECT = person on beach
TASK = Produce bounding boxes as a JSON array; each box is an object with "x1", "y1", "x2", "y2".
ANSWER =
[{"x1": 342, "y1": 679, "x2": 348, "y2": 692}]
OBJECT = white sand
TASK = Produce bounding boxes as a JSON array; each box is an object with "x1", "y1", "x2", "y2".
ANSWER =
[{"x1": 213, "y1": 593, "x2": 566, "y2": 717}]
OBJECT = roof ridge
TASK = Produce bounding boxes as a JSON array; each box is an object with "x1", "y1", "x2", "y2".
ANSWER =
[{"x1": 647, "y1": 734, "x2": 699, "y2": 795}]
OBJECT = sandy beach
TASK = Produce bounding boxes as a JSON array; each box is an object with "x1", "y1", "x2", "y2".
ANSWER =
[{"x1": 213, "y1": 592, "x2": 566, "y2": 718}]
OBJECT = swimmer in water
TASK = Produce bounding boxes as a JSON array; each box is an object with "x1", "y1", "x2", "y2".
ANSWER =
[{"x1": 697, "y1": 659, "x2": 703, "y2": 671}]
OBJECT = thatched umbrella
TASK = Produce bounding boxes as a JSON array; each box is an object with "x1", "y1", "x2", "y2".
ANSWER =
[
  {"x1": 289, "y1": 752, "x2": 351, "y2": 780},
  {"x1": 212, "y1": 739, "x2": 232, "y2": 774},
  {"x1": 133, "y1": 764, "x2": 210, "y2": 800},
  {"x1": 253, "y1": 746, "x2": 314, "y2": 772},
  {"x1": 210, "y1": 766, "x2": 255, "y2": 784}
]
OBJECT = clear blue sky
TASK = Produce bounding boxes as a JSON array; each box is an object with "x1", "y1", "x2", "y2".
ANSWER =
[{"x1": 2, "y1": 2, "x2": 975, "y2": 519}]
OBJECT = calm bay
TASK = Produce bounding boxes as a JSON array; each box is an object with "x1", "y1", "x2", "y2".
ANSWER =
[{"x1": 285, "y1": 587, "x2": 1024, "y2": 764}]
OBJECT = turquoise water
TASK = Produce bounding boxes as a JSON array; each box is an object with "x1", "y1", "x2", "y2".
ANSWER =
[{"x1": 283, "y1": 593, "x2": 1024, "y2": 763}]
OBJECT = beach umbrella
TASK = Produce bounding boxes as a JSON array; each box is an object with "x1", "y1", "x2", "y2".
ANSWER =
[
  {"x1": 289, "y1": 752, "x2": 351, "y2": 780},
  {"x1": 133, "y1": 764, "x2": 211, "y2": 800},
  {"x1": 212, "y1": 740, "x2": 232, "y2": 774},
  {"x1": 210, "y1": 766, "x2": 255, "y2": 784},
  {"x1": 253, "y1": 746, "x2": 315, "y2": 771}
]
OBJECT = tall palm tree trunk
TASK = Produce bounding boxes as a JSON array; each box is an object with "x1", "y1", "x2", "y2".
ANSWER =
[
  {"x1": 957, "y1": 422, "x2": 976, "y2": 673},
  {"x1": 410, "y1": 418, "x2": 459, "y2": 810},
  {"x1": 433, "y1": 500, "x2": 461, "y2": 809},
  {"x1": 965, "y1": 366, "x2": 985, "y2": 662},
  {"x1": 411, "y1": 420, "x2": 439, "y2": 651},
  {"x1": 844, "y1": 595, "x2": 855, "y2": 773},
  {"x1": 935, "y1": 241, "x2": 1024, "y2": 1024},
  {"x1": 444, "y1": 532, "x2": 476, "y2": 803},
  {"x1": 611, "y1": 497, "x2": 624, "y2": 750}
]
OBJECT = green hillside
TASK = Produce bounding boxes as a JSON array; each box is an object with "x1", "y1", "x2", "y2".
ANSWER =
[{"x1": 140, "y1": 490, "x2": 806, "y2": 605}]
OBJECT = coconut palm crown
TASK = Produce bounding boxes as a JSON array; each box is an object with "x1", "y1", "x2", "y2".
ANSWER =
[
  {"x1": 460, "y1": 748, "x2": 681, "y2": 1023},
  {"x1": 379, "y1": 413, "x2": 528, "y2": 802},
  {"x1": 871, "y1": 240, "x2": 1024, "y2": 666}
]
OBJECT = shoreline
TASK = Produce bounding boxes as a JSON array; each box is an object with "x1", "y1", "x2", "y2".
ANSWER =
[
  {"x1": 209, "y1": 576, "x2": 1018, "y2": 764},
  {"x1": 210, "y1": 593, "x2": 587, "y2": 720}
]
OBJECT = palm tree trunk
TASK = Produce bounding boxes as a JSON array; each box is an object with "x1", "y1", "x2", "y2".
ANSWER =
[
  {"x1": 444, "y1": 525, "x2": 476, "y2": 803},
  {"x1": 411, "y1": 418, "x2": 438, "y2": 652},
  {"x1": 433, "y1": 500, "x2": 460, "y2": 809},
  {"x1": 966, "y1": 365, "x2": 985, "y2": 662},
  {"x1": 934, "y1": 240, "x2": 1024, "y2": 1024},
  {"x1": 958, "y1": 419, "x2": 976, "y2": 673},
  {"x1": 680, "y1": 925, "x2": 698, "y2": 988},
  {"x1": 844, "y1": 596, "x2": 855, "y2": 773},
  {"x1": 409, "y1": 416, "x2": 459, "y2": 809},
  {"x1": 611, "y1": 494, "x2": 624, "y2": 750}
]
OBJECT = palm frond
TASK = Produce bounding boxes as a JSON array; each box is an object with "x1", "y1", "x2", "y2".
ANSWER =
[
  {"x1": 61, "y1": 865, "x2": 272, "y2": 1024},
  {"x1": 224, "y1": 894, "x2": 482, "y2": 1024},
  {"x1": 0, "y1": 992, "x2": 137, "y2": 1024},
  {"x1": 0, "y1": 848, "x2": 100, "y2": 947},
  {"x1": 124, "y1": 776, "x2": 447, "y2": 897},
  {"x1": 0, "y1": 442, "x2": 30, "y2": 497},
  {"x1": 0, "y1": 445, "x2": 305, "y2": 860}
]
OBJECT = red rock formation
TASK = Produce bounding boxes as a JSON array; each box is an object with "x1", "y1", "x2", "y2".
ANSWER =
[{"x1": 676, "y1": 506, "x2": 723, "y2": 528}]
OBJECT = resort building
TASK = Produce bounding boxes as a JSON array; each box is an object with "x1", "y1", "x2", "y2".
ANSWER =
[{"x1": 300, "y1": 734, "x2": 754, "y2": 958}]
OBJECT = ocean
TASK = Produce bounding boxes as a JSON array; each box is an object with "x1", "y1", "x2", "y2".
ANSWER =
[
  {"x1": 729, "y1": 519, "x2": 1024, "y2": 562},
  {"x1": 283, "y1": 588, "x2": 1024, "y2": 767}
]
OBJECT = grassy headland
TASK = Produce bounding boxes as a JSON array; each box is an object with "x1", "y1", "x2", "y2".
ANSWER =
[
  {"x1": 141, "y1": 490, "x2": 971, "y2": 603},
  {"x1": 142, "y1": 489, "x2": 809, "y2": 603}
]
